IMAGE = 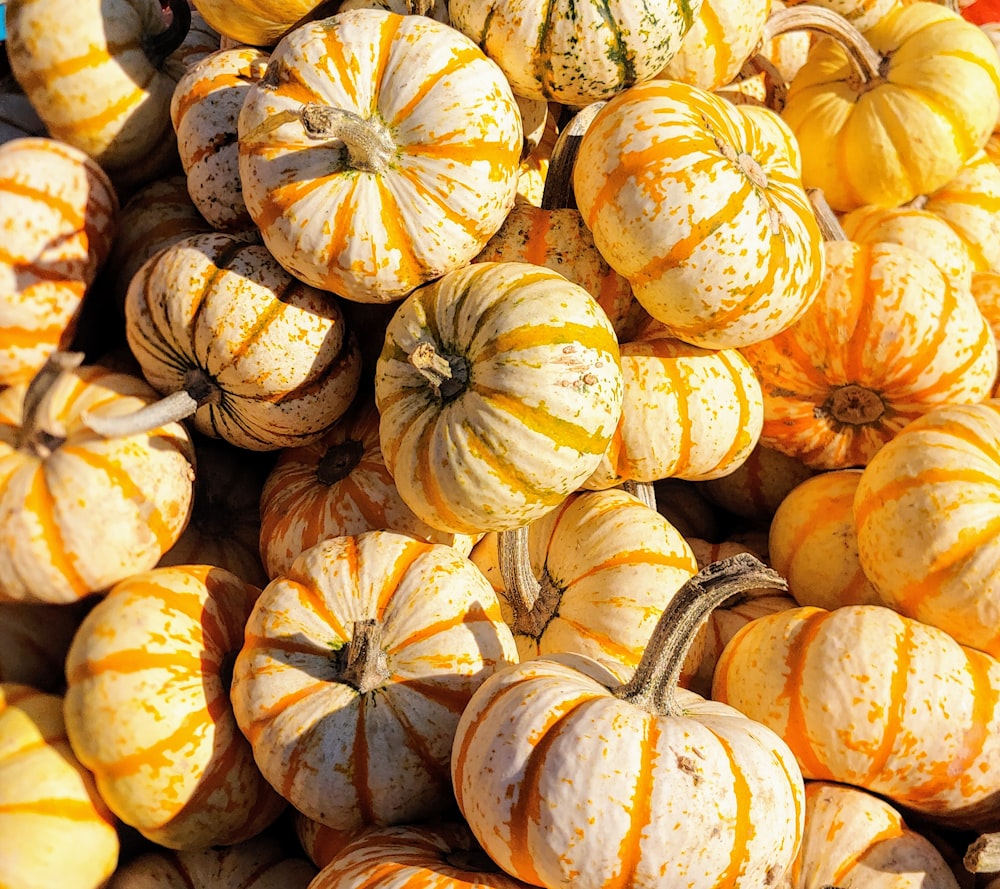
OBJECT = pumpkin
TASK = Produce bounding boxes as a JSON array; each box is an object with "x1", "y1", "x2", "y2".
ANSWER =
[
  {"x1": 920, "y1": 148, "x2": 1000, "y2": 274},
  {"x1": 336, "y1": 0, "x2": 451, "y2": 23},
  {"x1": 237, "y1": 9, "x2": 523, "y2": 303},
  {"x1": 258, "y1": 392, "x2": 478, "y2": 580},
  {"x1": 472, "y1": 203, "x2": 646, "y2": 344},
  {"x1": 0, "y1": 355, "x2": 196, "y2": 604},
  {"x1": 697, "y1": 442, "x2": 815, "y2": 526},
  {"x1": 0, "y1": 683, "x2": 119, "y2": 889},
  {"x1": 684, "y1": 540, "x2": 796, "y2": 697},
  {"x1": 768, "y1": 468, "x2": 881, "y2": 610},
  {"x1": 89, "y1": 231, "x2": 362, "y2": 451},
  {"x1": 783, "y1": 781, "x2": 961, "y2": 889},
  {"x1": 157, "y1": 440, "x2": 271, "y2": 587},
  {"x1": 712, "y1": 602, "x2": 1000, "y2": 831},
  {"x1": 448, "y1": 0, "x2": 701, "y2": 106},
  {"x1": 103, "y1": 174, "x2": 214, "y2": 314},
  {"x1": 739, "y1": 238, "x2": 998, "y2": 469},
  {"x1": 63, "y1": 563, "x2": 287, "y2": 849},
  {"x1": 230, "y1": 529, "x2": 519, "y2": 834},
  {"x1": 0, "y1": 136, "x2": 118, "y2": 388},
  {"x1": 307, "y1": 822, "x2": 535, "y2": 889},
  {"x1": 658, "y1": 0, "x2": 773, "y2": 91},
  {"x1": 0, "y1": 600, "x2": 90, "y2": 691},
  {"x1": 452, "y1": 555, "x2": 805, "y2": 889},
  {"x1": 170, "y1": 45, "x2": 271, "y2": 232},
  {"x1": 470, "y1": 486, "x2": 699, "y2": 682},
  {"x1": 839, "y1": 202, "x2": 977, "y2": 293},
  {"x1": 573, "y1": 79, "x2": 824, "y2": 349},
  {"x1": 778, "y1": 2, "x2": 1000, "y2": 211},
  {"x1": 374, "y1": 260, "x2": 624, "y2": 535},
  {"x1": 583, "y1": 329, "x2": 765, "y2": 489},
  {"x1": 853, "y1": 399, "x2": 1000, "y2": 659},
  {"x1": 189, "y1": 0, "x2": 322, "y2": 47},
  {"x1": 106, "y1": 832, "x2": 317, "y2": 888},
  {"x1": 6, "y1": 0, "x2": 194, "y2": 187}
]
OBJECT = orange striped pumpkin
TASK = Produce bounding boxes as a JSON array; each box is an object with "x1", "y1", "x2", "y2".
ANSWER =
[
  {"x1": 739, "y1": 239, "x2": 998, "y2": 469},
  {"x1": 188, "y1": 0, "x2": 320, "y2": 46},
  {"x1": 658, "y1": 0, "x2": 773, "y2": 91},
  {"x1": 921, "y1": 148, "x2": 1000, "y2": 274},
  {"x1": 452, "y1": 556, "x2": 805, "y2": 888},
  {"x1": 170, "y1": 45, "x2": 271, "y2": 233},
  {"x1": 374, "y1": 261, "x2": 624, "y2": 535},
  {"x1": 839, "y1": 202, "x2": 977, "y2": 292},
  {"x1": 470, "y1": 487, "x2": 699, "y2": 682},
  {"x1": 584, "y1": 330, "x2": 765, "y2": 489},
  {"x1": 237, "y1": 9, "x2": 523, "y2": 303},
  {"x1": 5, "y1": 0, "x2": 194, "y2": 187},
  {"x1": 713, "y1": 602, "x2": 1000, "y2": 831},
  {"x1": 63, "y1": 564, "x2": 287, "y2": 849},
  {"x1": 449, "y1": 0, "x2": 701, "y2": 106},
  {"x1": 780, "y1": 2, "x2": 1000, "y2": 211},
  {"x1": 258, "y1": 394, "x2": 478, "y2": 581},
  {"x1": 853, "y1": 399, "x2": 1000, "y2": 659},
  {"x1": 0, "y1": 359, "x2": 196, "y2": 604},
  {"x1": 0, "y1": 683, "x2": 119, "y2": 889},
  {"x1": 573, "y1": 80, "x2": 824, "y2": 349},
  {"x1": 0, "y1": 137, "x2": 118, "y2": 388},
  {"x1": 307, "y1": 822, "x2": 535, "y2": 889},
  {"x1": 114, "y1": 231, "x2": 362, "y2": 450},
  {"x1": 786, "y1": 781, "x2": 961, "y2": 889},
  {"x1": 231, "y1": 530, "x2": 519, "y2": 834},
  {"x1": 106, "y1": 833, "x2": 317, "y2": 888},
  {"x1": 768, "y1": 469, "x2": 881, "y2": 611},
  {"x1": 472, "y1": 202, "x2": 647, "y2": 344}
]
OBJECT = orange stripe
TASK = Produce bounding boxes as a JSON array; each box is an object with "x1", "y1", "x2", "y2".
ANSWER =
[{"x1": 714, "y1": 731, "x2": 756, "y2": 886}]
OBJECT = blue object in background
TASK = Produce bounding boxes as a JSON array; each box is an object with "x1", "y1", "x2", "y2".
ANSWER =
[{"x1": 0, "y1": 1, "x2": 6, "y2": 42}]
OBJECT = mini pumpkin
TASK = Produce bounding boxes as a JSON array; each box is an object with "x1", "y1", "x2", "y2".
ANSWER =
[
  {"x1": 375, "y1": 261, "x2": 623, "y2": 535},
  {"x1": 63, "y1": 563, "x2": 287, "y2": 849},
  {"x1": 231, "y1": 530, "x2": 519, "y2": 835},
  {"x1": 0, "y1": 683, "x2": 120, "y2": 889},
  {"x1": 0, "y1": 354, "x2": 196, "y2": 604},
  {"x1": 573, "y1": 80, "x2": 824, "y2": 349},
  {"x1": 237, "y1": 9, "x2": 523, "y2": 303}
]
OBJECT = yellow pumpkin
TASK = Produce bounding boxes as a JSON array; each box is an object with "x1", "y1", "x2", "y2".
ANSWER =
[
  {"x1": 64, "y1": 564, "x2": 287, "y2": 849},
  {"x1": 0, "y1": 683, "x2": 119, "y2": 889}
]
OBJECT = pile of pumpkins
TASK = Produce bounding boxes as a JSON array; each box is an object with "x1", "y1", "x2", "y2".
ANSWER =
[{"x1": 3, "y1": 0, "x2": 1000, "y2": 885}]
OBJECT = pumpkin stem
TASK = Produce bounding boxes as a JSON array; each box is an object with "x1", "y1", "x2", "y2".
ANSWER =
[
  {"x1": 408, "y1": 342, "x2": 469, "y2": 399},
  {"x1": 716, "y1": 53, "x2": 789, "y2": 112},
  {"x1": 16, "y1": 351, "x2": 86, "y2": 458},
  {"x1": 613, "y1": 553, "x2": 788, "y2": 715},
  {"x1": 821, "y1": 383, "x2": 885, "y2": 425},
  {"x1": 498, "y1": 525, "x2": 564, "y2": 638},
  {"x1": 82, "y1": 367, "x2": 221, "y2": 439},
  {"x1": 762, "y1": 5, "x2": 884, "y2": 88},
  {"x1": 541, "y1": 101, "x2": 606, "y2": 212},
  {"x1": 145, "y1": 0, "x2": 192, "y2": 68},
  {"x1": 334, "y1": 619, "x2": 391, "y2": 694},
  {"x1": 317, "y1": 438, "x2": 365, "y2": 485},
  {"x1": 299, "y1": 104, "x2": 396, "y2": 174},
  {"x1": 965, "y1": 831, "x2": 1000, "y2": 873},
  {"x1": 621, "y1": 479, "x2": 656, "y2": 511},
  {"x1": 807, "y1": 188, "x2": 847, "y2": 241}
]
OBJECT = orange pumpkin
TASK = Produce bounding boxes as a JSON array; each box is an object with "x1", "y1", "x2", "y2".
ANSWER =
[
  {"x1": 739, "y1": 239, "x2": 998, "y2": 469},
  {"x1": 573, "y1": 80, "x2": 824, "y2": 349}
]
